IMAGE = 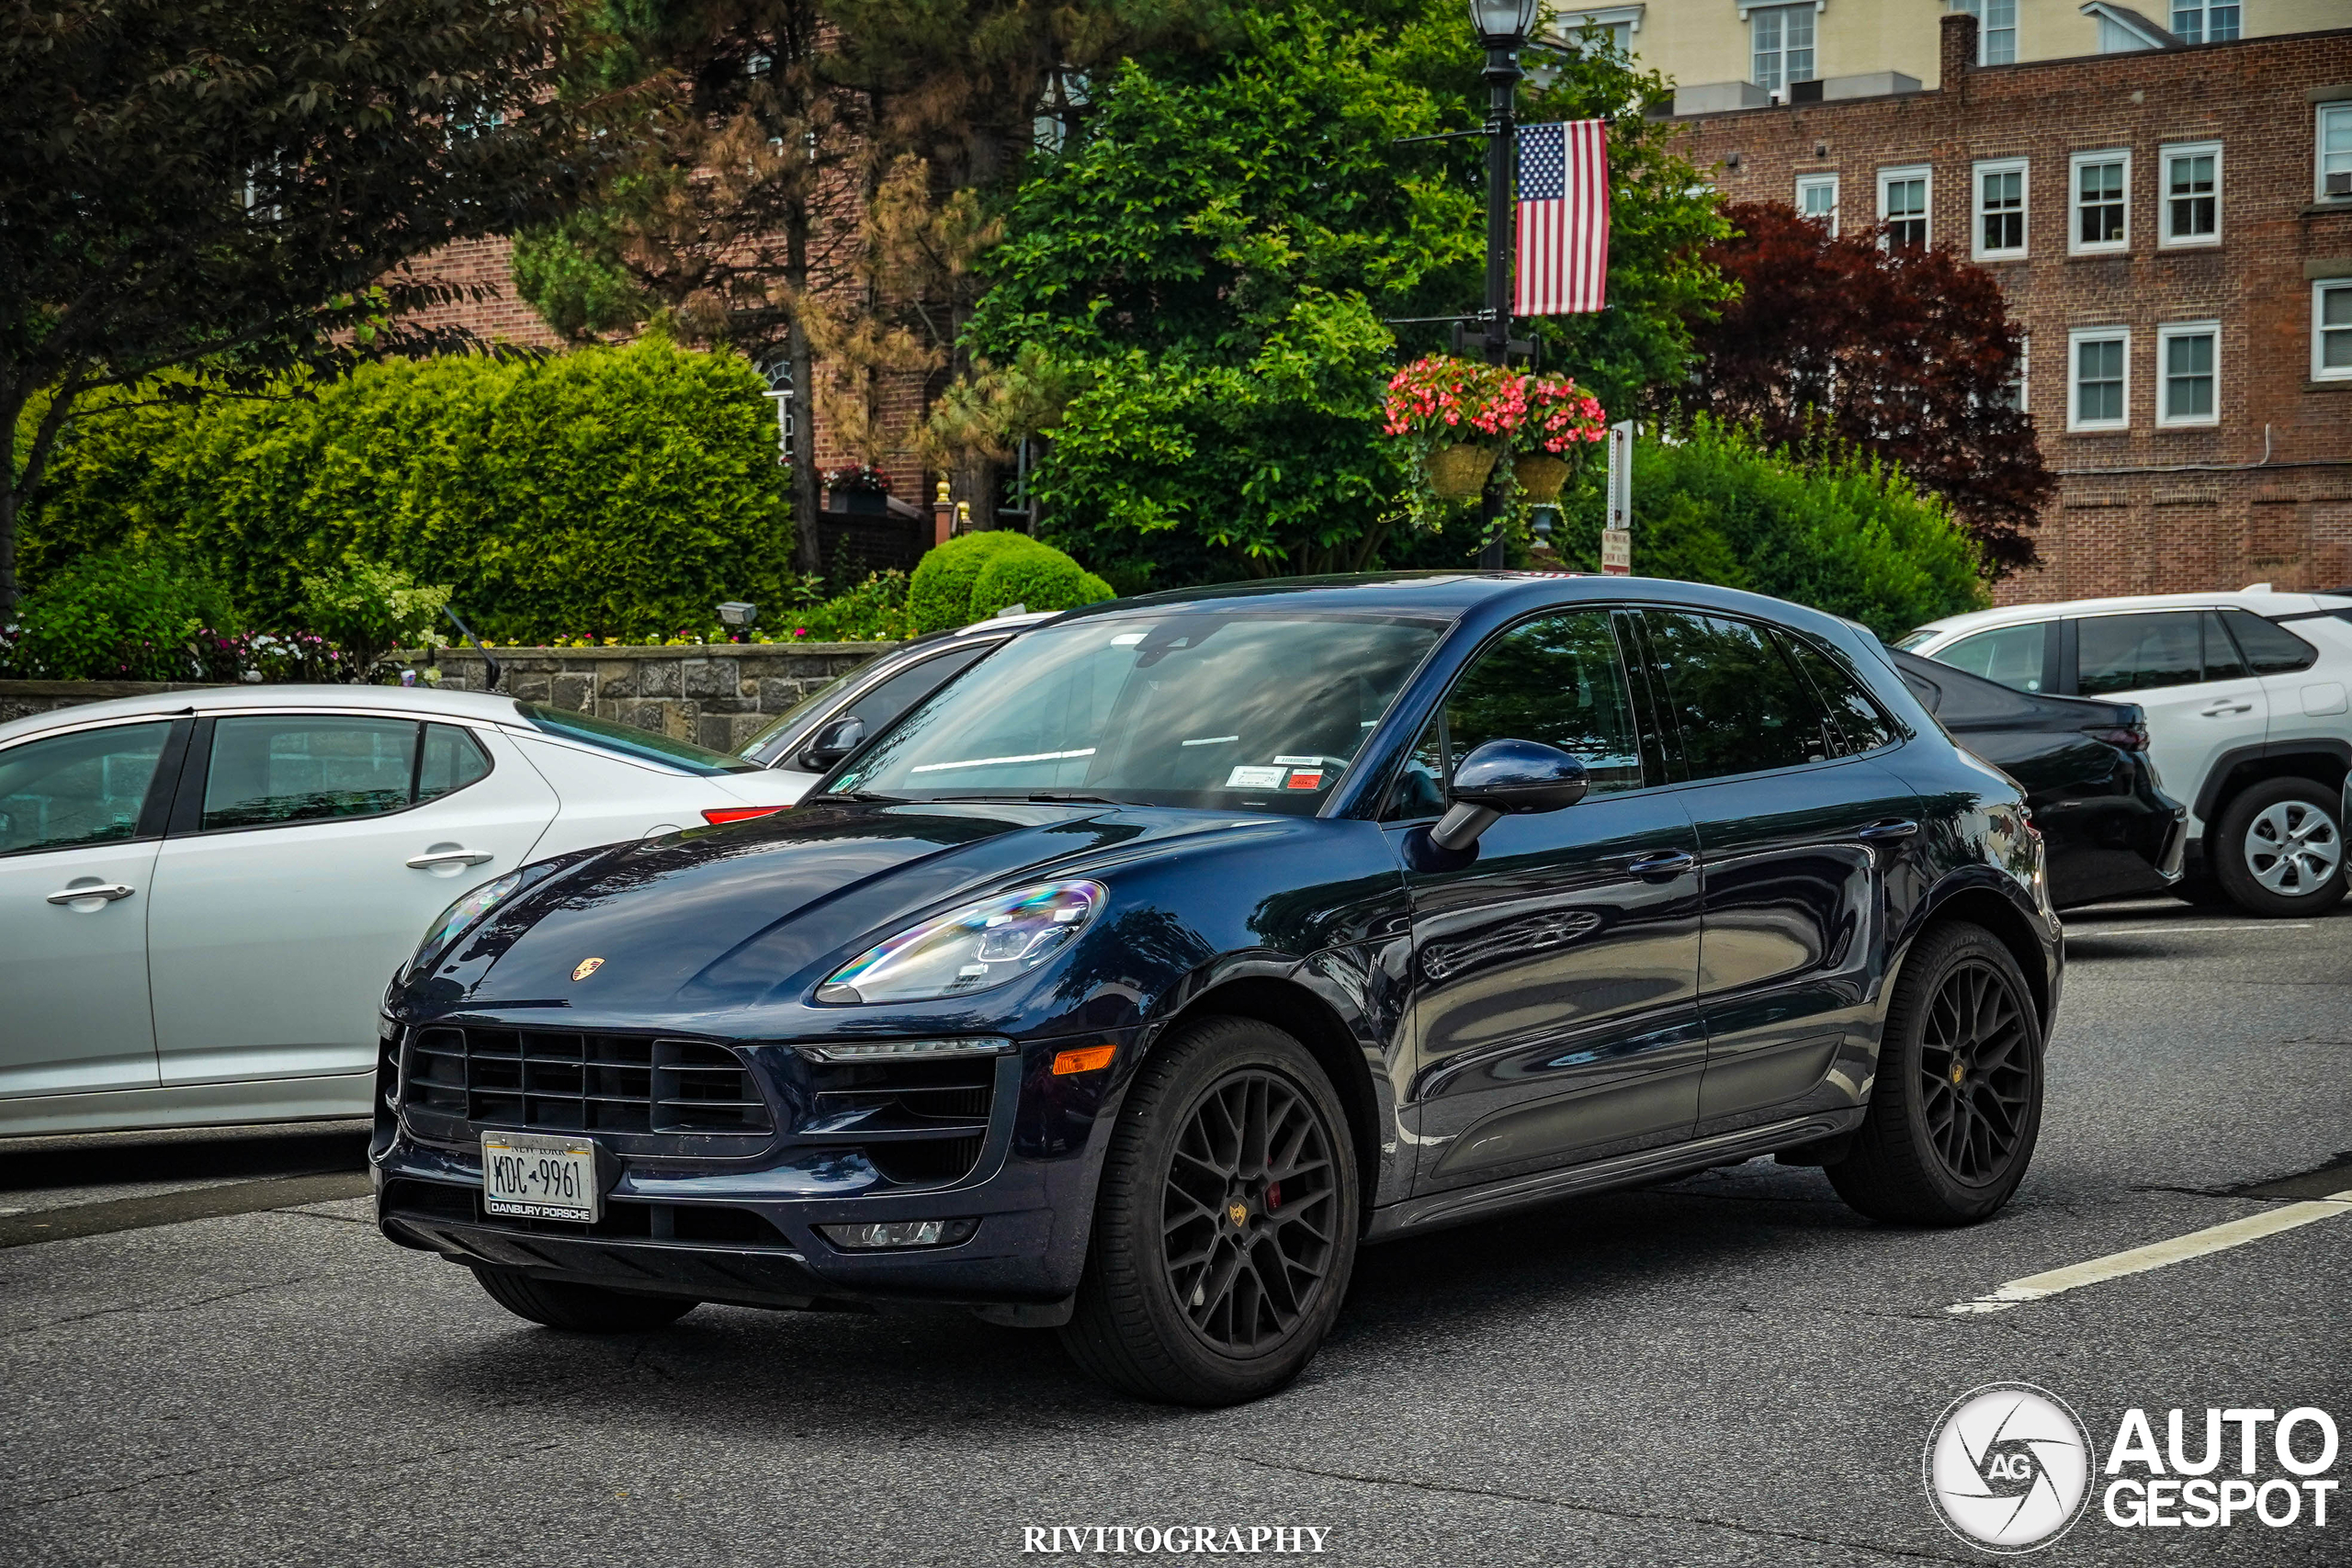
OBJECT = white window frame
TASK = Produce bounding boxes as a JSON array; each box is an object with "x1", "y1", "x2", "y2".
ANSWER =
[
  {"x1": 2315, "y1": 279, "x2": 2352, "y2": 384},
  {"x1": 1747, "y1": 2, "x2": 1818, "y2": 96},
  {"x1": 1878, "y1": 164, "x2": 1933, "y2": 251},
  {"x1": 1973, "y1": 157, "x2": 2030, "y2": 261},
  {"x1": 1551, "y1": 6, "x2": 1645, "y2": 57},
  {"x1": 2159, "y1": 141, "x2": 2222, "y2": 249},
  {"x1": 2320, "y1": 103, "x2": 2352, "y2": 205},
  {"x1": 1951, "y1": 0, "x2": 2019, "y2": 65},
  {"x1": 2068, "y1": 149, "x2": 2131, "y2": 255},
  {"x1": 1795, "y1": 173, "x2": 1841, "y2": 235},
  {"x1": 2155, "y1": 321, "x2": 2221, "y2": 427},
  {"x1": 2169, "y1": 0, "x2": 2241, "y2": 44},
  {"x1": 2068, "y1": 327, "x2": 2131, "y2": 432},
  {"x1": 2003, "y1": 335, "x2": 2030, "y2": 415}
]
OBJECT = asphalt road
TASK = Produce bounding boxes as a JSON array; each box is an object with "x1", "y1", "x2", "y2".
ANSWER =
[{"x1": 3, "y1": 897, "x2": 2346, "y2": 1568}]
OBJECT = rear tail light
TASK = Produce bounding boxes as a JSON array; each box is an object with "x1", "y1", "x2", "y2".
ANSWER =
[
  {"x1": 2082, "y1": 725, "x2": 2149, "y2": 751},
  {"x1": 702, "y1": 805, "x2": 787, "y2": 825}
]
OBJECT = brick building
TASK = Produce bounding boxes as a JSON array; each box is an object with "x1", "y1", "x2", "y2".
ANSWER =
[{"x1": 1672, "y1": 13, "x2": 2352, "y2": 601}]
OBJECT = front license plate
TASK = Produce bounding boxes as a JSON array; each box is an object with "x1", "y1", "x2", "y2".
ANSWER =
[{"x1": 481, "y1": 1132, "x2": 601, "y2": 1224}]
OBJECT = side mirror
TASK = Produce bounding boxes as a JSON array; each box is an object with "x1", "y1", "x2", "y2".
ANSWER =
[
  {"x1": 797, "y1": 715, "x2": 867, "y2": 773},
  {"x1": 1429, "y1": 739, "x2": 1589, "y2": 851}
]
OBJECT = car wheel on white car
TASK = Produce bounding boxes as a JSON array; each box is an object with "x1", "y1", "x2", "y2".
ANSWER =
[{"x1": 2211, "y1": 778, "x2": 2346, "y2": 918}]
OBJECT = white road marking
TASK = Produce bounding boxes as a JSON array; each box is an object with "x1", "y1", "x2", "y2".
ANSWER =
[
  {"x1": 1948, "y1": 1191, "x2": 2352, "y2": 1314},
  {"x1": 2065, "y1": 922, "x2": 2313, "y2": 936}
]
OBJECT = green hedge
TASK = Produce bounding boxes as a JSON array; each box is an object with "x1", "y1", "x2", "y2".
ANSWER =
[
  {"x1": 908, "y1": 532, "x2": 1114, "y2": 633},
  {"x1": 20, "y1": 339, "x2": 796, "y2": 643},
  {"x1": 1549, "y1": 420, "x2": 1989, "y2": 638}
]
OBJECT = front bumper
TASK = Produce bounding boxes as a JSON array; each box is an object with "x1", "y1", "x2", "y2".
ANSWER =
[{"x1": 372, "y1": 1024, "x2": 1145, "y2": 1314}]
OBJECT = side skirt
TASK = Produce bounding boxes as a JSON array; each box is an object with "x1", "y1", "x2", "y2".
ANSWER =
[{"x1": 1363, "y1": 1108, "x2": 1865, "y2": 1244}]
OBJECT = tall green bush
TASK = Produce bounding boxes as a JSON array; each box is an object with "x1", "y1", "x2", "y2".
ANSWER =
[
  {"x1": 1550, "y1": 420, "x2": 1989, "y2": 637},
  {"x1": 2, "y1": 547, "x2": 238, "y2": 681},
  {"x1": 21, "y1": 340, "x2": 795, "y2": 642}
]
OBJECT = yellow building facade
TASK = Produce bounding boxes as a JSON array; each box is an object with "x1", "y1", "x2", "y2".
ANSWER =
[{"x1": 1556, "y1": 0, "x2": 2352, "y2": 101}]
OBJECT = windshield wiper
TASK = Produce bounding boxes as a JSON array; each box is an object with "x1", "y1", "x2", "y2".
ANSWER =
[
  {"x1": 826, "y1": 789, "x2": 902, "y2": 803},
  {"x1": 923, "y1": 792, "x2": 1118, "y2": 805}
]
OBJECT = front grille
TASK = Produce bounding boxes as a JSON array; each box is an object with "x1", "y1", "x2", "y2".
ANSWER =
[{"x1": 403, "y1": 1027, "x2": 773, "y2": 1136}]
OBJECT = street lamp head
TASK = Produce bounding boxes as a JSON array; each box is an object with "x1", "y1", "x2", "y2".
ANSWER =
[{"x1": 1468, "y1": 0, "x2": 1543, "y2": 50}]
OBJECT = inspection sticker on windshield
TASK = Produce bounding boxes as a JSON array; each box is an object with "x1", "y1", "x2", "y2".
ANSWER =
[
  {"x1": 1227, "y1": 765, "x2": 1287, "y2": 788},
  {"x1": 481, "y1": 1131, "x2": 601, "y2": 1224},
  {"x1": 1285, "y1": 771, "x2": 1324, "y2": 790}
]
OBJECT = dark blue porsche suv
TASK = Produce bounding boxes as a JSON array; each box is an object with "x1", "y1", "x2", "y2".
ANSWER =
[{"x1": 373, "y1": 573, "x2": 2063, "y2": 1404}]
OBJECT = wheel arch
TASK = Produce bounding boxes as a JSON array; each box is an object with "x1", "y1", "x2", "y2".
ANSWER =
[
  {"x1": 1903, "y1": 879, "x2": 2055, "y2": 1036},
  {"x1": 1154, "y1": 973, "x2": 1391, "y2": 1234},
  {"x1": 2193, "y1": 741, "x2": 2351, "y2": 831}
]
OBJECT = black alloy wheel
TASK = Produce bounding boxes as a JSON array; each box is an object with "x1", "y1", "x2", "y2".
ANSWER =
[
  {"x1": 1916, "y1": 960, "x2": 2033, "y2": 1184},
  {"x1": 1061, "y1": 1016, "x2": 1361, "y2": 1405},
  {"x1": 1160, "y1": 1069, "x2": 1341, "y2": 1356},
  {"x1": 1826, "y1": 920, "x2": 2043, "y2": 1225}
]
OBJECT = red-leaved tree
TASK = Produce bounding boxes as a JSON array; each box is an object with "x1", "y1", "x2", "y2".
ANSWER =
[{"x1": 1673, "y1": 201, "x2": 2051, "y2": 574}]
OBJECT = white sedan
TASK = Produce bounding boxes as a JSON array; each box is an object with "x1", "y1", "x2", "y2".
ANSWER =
[{"x1": 0, "y1": 686, "x2": 806, "y2": 1136}]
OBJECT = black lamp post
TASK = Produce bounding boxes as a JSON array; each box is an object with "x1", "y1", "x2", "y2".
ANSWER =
[{"x1": 1466, "y1": 0, "x2": 1543, "y2": 568}]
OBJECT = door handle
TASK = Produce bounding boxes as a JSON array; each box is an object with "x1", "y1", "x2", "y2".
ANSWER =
[
  {"x1": 405, "y1": 849, "x2": 494, "y2": 869},
  {"x1": 1622, "y1": 850, "x2": 1696, "y2": 880},
  {"x1": 2199, "y1": 700, "x2": 2254, "y2": 716},
  {"x1": 1856, "y1": 818, "x2": 1919, "y2": 841},
  {"x1": 47, "y1": 883, "x2": 135, "y2": 904}
]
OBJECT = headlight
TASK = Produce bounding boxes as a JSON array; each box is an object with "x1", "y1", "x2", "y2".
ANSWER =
[
  {"x1": 407, "y1": 871, "x2": 523, "y2": 979},
  {"x1": 816, "y1": 880, "x2": 1105, "y2": 1005}
]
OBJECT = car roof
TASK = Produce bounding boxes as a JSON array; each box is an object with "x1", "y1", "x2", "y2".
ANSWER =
[
  {"x1": 1908, "y1": 587, "x2": 2352, "y2": 642},
  {"x1": 0, "y1": 682, "x2": 527, "y2": 745}
]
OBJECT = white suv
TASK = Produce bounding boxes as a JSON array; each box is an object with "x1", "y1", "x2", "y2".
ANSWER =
[{"x1": 1901, "y1": 587, "x2": 2351, "y2": 917}]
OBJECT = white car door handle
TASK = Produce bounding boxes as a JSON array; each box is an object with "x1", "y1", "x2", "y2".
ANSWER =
[
  {"x1": 2199, "y1": 700, "x2": 2254, "y2": 716},
  {"x1": 406, "y1": 849, "x2": 494, "y2": 869},
  {"x1": 47, "y1": 883, "x2": 136, "y2": 904}
]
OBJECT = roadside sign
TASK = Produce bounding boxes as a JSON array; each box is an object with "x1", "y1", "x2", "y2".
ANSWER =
[{"x1": 1600, "y1": 528, "x2": 1631, "y2": 576}]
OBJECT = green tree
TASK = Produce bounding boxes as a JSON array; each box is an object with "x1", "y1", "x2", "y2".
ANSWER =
[
  {"x1": 0, "y1": 0, "x2": 602, "y2": 614},
  {"x1": 956, "y1": 0, "x2": 1725, "y2": 588}
]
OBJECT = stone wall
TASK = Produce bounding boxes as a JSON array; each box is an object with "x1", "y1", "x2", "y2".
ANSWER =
[
  {"x1": 420, "y1": 642, "x2": 897, "y2": 752},
  {"x1": 1, "y1": 643, "x2": 897, "y2": 753}
]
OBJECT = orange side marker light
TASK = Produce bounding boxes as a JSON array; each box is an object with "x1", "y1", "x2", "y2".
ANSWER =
[{"x1": 1051, "y1": 1043, "x2": 1117, "y2": 1076}]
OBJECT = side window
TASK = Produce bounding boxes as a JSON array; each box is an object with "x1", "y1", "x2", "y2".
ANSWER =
[
  {"x1": 2199, "y1": 610, "x2": 2249, "y2": 682},
  {"x1": 1780, "y1": 634, "x2": 1898, "y2": 753},
  {"x1": 840, "y1": 645, "x2": 992, "y2": 745},
  {"x1": 416, "y1": 724, "x2": 493, "y2": 803},
  {"x1": 0, "y1": 722, "x2": 175, "y2": 856},
  {"x1": 1644, "y1": 612, "x2": 1833, "y2": 781},
  {"x1": 1935, "y1": 622, "x2": 2047, "y2": 692},
  {"x1": 1386, "y1": 611, "x2": 1643, "y2": 817},
  {"x1": 2220, "y1": 609, "x2": 2319, "y2": 676},
  {"x1": 201, "y1": 716, "x2": 420, "y2": 830},
  {"x1": 2076, "y1": 612, "x2": 2204, "y2": 695}
]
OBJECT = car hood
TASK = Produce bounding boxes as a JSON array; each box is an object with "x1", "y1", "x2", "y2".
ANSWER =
[{"x1": 424, "y1": 799, "x2": 1274, "y2": 1017}]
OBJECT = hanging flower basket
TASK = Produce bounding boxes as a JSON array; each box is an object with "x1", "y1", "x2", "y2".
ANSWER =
[
  {"x1": 1513, "y1": 453, "x2": 1572, "y2": 502},
  {"x1": 1428, "y1": 443, "x2": 1502, "y2": 500}
]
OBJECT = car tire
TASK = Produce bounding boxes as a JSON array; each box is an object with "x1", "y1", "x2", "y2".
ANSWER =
[
  {"x1": 1826, "y1": 921, "x2": 2042, "y2": 1227},
  {"x1": 470, "y1": 1266, "x2": 698, "y2": 1332},
  {"x1": 2211, "y1": 778, "x2": 2346, "y2": 919},
  {"x1": 1058, "y1": 1016, "x2": 1360, "y2": 1406}
]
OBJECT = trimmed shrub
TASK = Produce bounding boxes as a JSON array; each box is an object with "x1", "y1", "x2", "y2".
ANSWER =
[
  {"x1": 908, "y1": 531, "x2": 1114, "y2": 632},
  {"x1": 21, "y1": 339, "x2": 795, "y2": 643},
  {"x1": 969, "y1": 549, "x2": 1116, "y2": 623},
  {"x1": 2, "y1": 547, "x2": 238, "y2": 681}
]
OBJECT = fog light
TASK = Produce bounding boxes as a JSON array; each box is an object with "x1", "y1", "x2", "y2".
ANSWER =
[{"x1": 820, "y1": 1217, "x2": 978, "y2": 1250}]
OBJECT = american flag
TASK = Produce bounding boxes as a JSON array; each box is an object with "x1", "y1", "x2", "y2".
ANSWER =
[{"x1": 1515, "y1": 119, "x2": 1611, "y2": 316}]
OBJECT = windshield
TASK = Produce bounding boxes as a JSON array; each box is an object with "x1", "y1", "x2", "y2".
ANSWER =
[
  {"x1": 517, "y1": 704, "x2": 761, "y2": 775},
  {"x1": 829, "y1": 612, "x2": 1444, "y2": 814}
]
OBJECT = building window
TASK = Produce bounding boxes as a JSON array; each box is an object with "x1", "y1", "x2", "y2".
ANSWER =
[
  {"x1": 2070, "y1": 150, "x2": 2130, "y2": 253},
  {"x1": 2156, "y1": 322, "x2": 2219, "y2": 426},
  {"x1": 2169, "y1": 0, "x2": 2240, "y2": 42},
  {"x1": 1750, "y1": 4, "x2": 1815, "y2": 96},
  {"x1": 2069, "y1": 329, "x2": 2130, "y2": 430},
  {"x1": 1951, "y1": 0, "x2": 2018, "y2": 65},
  {"x1": 2161, "y1": 142, "x2": 2221, "y2": 246},
  {"x1": 2321, "y1": 104, "x2": 2352, "y2": 203},
  {"x1": 1795, "y1": 173, "x2": 1840, "y2": 234},
  {"x1": 2316, "y1": 280, "x2": 2352, "y2": 382},
  {"x1": 1554, "y1": 6, "x2": 1644, "y2": 58},
  {"x1": 1973, "y1": 159, "x2": 2028, "y2": 259},
  {"x1": 1879, "y1": 165, "x2": 1930, "y2": 250},
  {"x1": 2000, "y1": 337, "x2": 2030, "y2": 413}
]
